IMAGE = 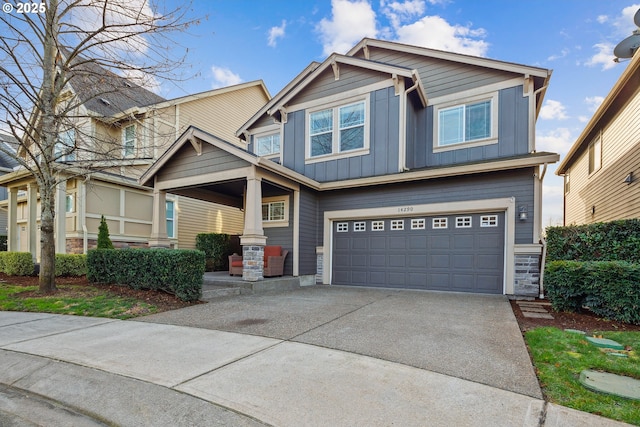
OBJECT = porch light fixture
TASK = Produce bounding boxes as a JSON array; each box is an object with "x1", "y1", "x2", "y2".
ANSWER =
[{"x1": 518, "y1": 206, "x2": 528, "y2": 221}]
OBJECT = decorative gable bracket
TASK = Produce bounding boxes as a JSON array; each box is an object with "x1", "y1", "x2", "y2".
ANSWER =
[
  {"x1": 331, "y1": 60, "x2": 340, "y2": 80},
  {"x1": 189, "y1": 137, "x2": 202, "y2": 156}
]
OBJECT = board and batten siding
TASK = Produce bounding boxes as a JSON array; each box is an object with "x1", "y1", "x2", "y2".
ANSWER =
[
  {"x1": 282, "y1": 86, "x2": 400, "y2": 181},
  {"x1": 356, "y1": 46, "x2": 518, "y2": 100},
  {"x1": 317, "y1": 168, "x2": 535, "y2": 245},
  {"x1": 175, "y1": 195, "x2": 243, "y2": 249},
  {"x1": 156, "y1": 142, "x2": 251, "y2": 183},
  {"x1": 298, "y1": 188, "x2": 319, "y2": 276},
  {"x1": 565, "y1": 86, "x2": 640, "y2": 225},
  {"x1": 408, "y1": 85, "x2": 529, "y2": 169}
]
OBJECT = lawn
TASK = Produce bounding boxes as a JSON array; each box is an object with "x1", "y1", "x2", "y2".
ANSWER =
[
  {"x1": 0, "y1": 282, "x2": 159, "y2": 319},
  {"x1": 525, "y1": 327, "x2": 640, "y2": 425}
]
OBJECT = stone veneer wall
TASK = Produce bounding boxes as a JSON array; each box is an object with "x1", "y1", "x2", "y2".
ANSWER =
[
  {"x1": 242, "y1": 245, "x2": 264, "y2": 282},
  {"x1": 513, "y1": 254, "x2": 541, "y2": 297},
  {"x1": 66, "y1": 238, "x2": 151, "y2": 254}
]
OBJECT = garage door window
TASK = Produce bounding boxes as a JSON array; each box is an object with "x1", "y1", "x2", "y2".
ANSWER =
[
  {"x1": 433, "y1": 218, "x2": 448, "y2": 229},
  {"x1": 337, "y1": 222, "x2": 349, "y2": 232},
  {"x1": 411, "y1": 218, "x2": 426, "y2": 230},
  {"x1": 481, "y1": 215, "x2": 498, "y2": 227},
  {"x1": 372, "y1": 220, "x2": 384, "y2": 231},
  {"x1": 391, "y1": 219, "x2": 404, "y2": 230},
  {"x1": 456, "y1": 216, "x2": 472, "y2": 228},
  {"x1": 354, "y1": 221, "x2": 366, "y2": 231}
]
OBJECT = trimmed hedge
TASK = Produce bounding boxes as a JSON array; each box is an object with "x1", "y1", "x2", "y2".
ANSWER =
[
  {"x1": 195, "y1": 233, "x2": 231, "y2": 271},
  {"x1": 0, "y1": 252, "x2": 34, "y2": 276},
  {"x1": 546, "y1": 219, "x2": 640, "y2": 262},
  {"x1": 87, "y1": 249, "x2": 205, "y2": 302},
  {"x1": 545, "y1": 260, "x2": 640, "y2": 325},
  {"x1": 55, "y1": 254, "x2": 87, "y2": 277}
]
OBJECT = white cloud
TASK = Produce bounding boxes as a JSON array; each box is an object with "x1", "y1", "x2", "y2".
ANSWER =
[
  {"x1": 596, "y1": 15, "x2": 609, "y2": 24},
  {"x1": 547, "y1": 48, "x2": 569, "y2": 62},
  {"x1": 394, "y1": 15, "x2": 488, "y2": 56},
  {"x1": 584, "y1": 95, "x2": 605, "y2": 113},
  {"x1": 539, "y1": 100, "x2": 568, "y2": 120},
  {"x1": 381, "y1": 0, "x2": 426, "y2": 28},
  {"x1": 316, "y1": 0, "x2": 378, "y2": 55},
  {"x1": 210, "y1": 66, "x2": 243, "y2": 89},
  {"x1": 585, "y1": 42, "x2": 616, "y2": 70},
  {"x1": 268, "y1": 20, "x2": 287, "y2": 47},
  {"x1": 537, "y1": 127, "x2": 574, "y2": 155}
]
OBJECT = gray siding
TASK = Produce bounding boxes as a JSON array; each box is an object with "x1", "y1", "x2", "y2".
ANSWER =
[
  {"x1": 282, "y1": 86, "x2": 400, "y2": 181},
  {"x1": 298, "y1": 188, "x2": 319, "y2": 275},
  {"x1": 359, "y1": 47, "x2": 518, "y2": 99},
  {"x1": 293, "y1": 65, "x2": 389, "y2": 105},
  {"x1": 408, "y1": 86, "x2": 529, "y2": 169},
  {"x1": 156, "y1": 142, "x2": 250, "y2": 183},
  {"x1": 264, "y1": 190, "x2": 294, "y2": 276},
  {"x1": 317, "y1": 168, "x2": 535, "y2": 245}
]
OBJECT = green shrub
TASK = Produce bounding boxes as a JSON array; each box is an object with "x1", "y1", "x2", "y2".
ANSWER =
[
  {"x1": 87, "y1": 249, "x2": 204, "y2": 302},
  {"x1": 55, "y1": 254, "x2": 87, "y2": 277},
  {"x1": 195, "y1": 233, "x2": 231, "y2": 271},
  {"x1": 546, "y1": 219, "x2": 640, "y2": 262},
  {"x1": 97, "y1": 215, "x2": 114, "y2": 249},
  {"x1": 0, "y1": 252, "x2": 35, "y2": 276},
  {"x1": 545, "y1": 260, "x2": 640, "y2": 325}
]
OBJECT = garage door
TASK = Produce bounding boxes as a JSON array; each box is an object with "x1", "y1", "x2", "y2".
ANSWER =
[{"x1": 332, "y1": 213, "x2": 504, "y2": 294}]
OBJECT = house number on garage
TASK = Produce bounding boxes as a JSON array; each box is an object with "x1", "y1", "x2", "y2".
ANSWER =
[{"x1": 397, "y1": 206, "x2": 414, "y2": 213}]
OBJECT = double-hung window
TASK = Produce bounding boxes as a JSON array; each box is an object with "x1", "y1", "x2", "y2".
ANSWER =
[
  {"x1": 262, "y1": 200, "x2": 285, "y2": 222},
  {"x1": 308, "y1": 99, "x2": 367, "y2": 159},
  {"x1": 588, "y1": 134, "x2": 602, "y2": 175},
  {"x1": 123, "y1": 124, "x2": 136, "y2": 157},
  {"x1": 256, "y1": 133, "x2": 280, "y2": 156},
  {"x1": 435, "y1": 92, "x2": 498, "y2": 150},
  {"x1": 55, "y1": 129, "x2": 76, "y2": 161},
  {"x1": 166, "y1": 200, "x2": 175, "y2": 238}
]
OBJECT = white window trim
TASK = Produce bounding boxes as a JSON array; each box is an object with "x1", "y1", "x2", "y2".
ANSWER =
[
  {"x1": 354, "y1": 221, "x2": 366, "y2": 232},
  {"x1": 456, "y1": 216, "x2": 472, "y2": 228},
  {"x1": 123, "y1": 124, "x2": 136, "y2": 158},
  {"x1": 480, "y1": 215, "x2": 499, "y2": 227},
  {"x1": 391, "y1": 219, "x2": 404, "y2": 230},
  {"x1": 166, "y1": 199, "x2": 176, "y2": 239},
  {"x1": 252, "y1": 124, "x2": 282, "y2": 160},
  {"x1": 432, "y1": 217, "x2": 448, "y2": 229},
  {"x1": 336, "y1": 222, "x2": 349, "y2": 232},
  {"x1": 371, "y1": 220, "x2": 384, "y2": 231},
  {"x1": 588, "y1": 133, "x2": 602, "y2": 176},
  {"x1": 261, "y1": 195, "x2": 289, "y2": 228},
  {"x1": 433, "y1": 91, "x2": 499, "y2": 153},
  {"x1": 305, "y1": 94, "x2": 370, "y2": 164},
  {"x1": 411, "y1": 218, "x2": 426, "y2": 230}
]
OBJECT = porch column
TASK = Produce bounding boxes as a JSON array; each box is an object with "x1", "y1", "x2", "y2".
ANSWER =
[
  {"x1": 54, "y1": 180, "x2": 67, "y2": 254},
  {"x1": 27, "y1": 183, "x2": 38, "y2": 259},
  {"x1": 149, "y1": 187, "x2": 170, "y2": 248},
  {"x1": 241, "y1": 174, "x2": 266, "y2": 281},
  {"x1": 7, "y1": 188, "x2": 18, "y2": 251}
]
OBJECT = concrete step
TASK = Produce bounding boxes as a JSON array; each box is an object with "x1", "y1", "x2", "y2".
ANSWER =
[{"x1": 201, "y1": 286, "x2": 242, "y2": 301}]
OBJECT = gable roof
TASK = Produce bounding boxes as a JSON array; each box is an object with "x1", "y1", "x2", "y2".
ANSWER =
[
  {"x1": 557, "y1": 50, "x2": 640, "y2": 175},
  {"x1": 63, "y1": 54, "x2": 166, "y2": 118},
  {"x1": 0, "y1": 132, "x2": 19, "y2": 171}
]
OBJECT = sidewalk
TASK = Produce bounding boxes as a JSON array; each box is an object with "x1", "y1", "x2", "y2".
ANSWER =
[{"x1": 0, "y1": 307, "x2": 632, "y2": 426}]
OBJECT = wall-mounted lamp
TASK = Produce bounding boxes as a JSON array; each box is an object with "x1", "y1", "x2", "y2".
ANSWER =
[
  {"x1": 518, "y1": 206, "x2": 528, "y2": 221},
  {"x1": 624, "y1": 172, "x2": 633, "y2": 185}
]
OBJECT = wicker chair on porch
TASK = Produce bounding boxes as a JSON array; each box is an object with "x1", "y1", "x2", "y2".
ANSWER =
[{"x1": 228, "y1": 246, "x2": 288, "y2": 277}]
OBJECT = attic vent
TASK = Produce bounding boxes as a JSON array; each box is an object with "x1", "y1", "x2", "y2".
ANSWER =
[{"x1": 99, "y1": 98, "x2": 111, "y2": 106}]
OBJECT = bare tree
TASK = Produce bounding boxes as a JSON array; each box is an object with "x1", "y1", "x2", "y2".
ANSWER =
[{"x1": 0, "y1": 0, "x2": 198, "y2": 293}]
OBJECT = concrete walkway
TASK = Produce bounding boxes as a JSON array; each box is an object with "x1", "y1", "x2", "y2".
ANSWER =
[{"x1": 0, "y1": 287, "x2": 632, "y2": 426}]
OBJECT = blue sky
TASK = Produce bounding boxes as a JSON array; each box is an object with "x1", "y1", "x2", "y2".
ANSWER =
[
  {"x1": 161, "y1": 0, "x2": 639, "y2": 226},
  {"x1": 163, "y1": 0, "x2": 640, "y2": 226}
]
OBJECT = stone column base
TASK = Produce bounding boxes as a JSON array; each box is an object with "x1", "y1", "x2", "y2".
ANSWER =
[{"x1": 242, "y1": 245, "x2": 264, "y2": 282}]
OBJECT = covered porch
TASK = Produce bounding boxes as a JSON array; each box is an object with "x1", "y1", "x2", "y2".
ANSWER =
[{"x1": 141, "y1": 127, "x2": 309, "y2": 283}]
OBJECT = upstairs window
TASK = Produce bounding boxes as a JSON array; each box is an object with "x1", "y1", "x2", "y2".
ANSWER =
[
  {"x1": 256, "y1": 133, "x2": 280, "y2": 156},
  {"x1": 55, "y1": 129, "x2": 76, "y2": 161},
  {"x1": 123, "y1": 124, "x2": 136, "y2": 157},
  {"x1": 435, "y1": 92, "x2": 498, "y2": 150},
  {"x1": 308, "y1": 99, "x2": 367, "y2": 159},
  {"x1": 588, "y1": 134, "x2": 602, "y2": 175}
]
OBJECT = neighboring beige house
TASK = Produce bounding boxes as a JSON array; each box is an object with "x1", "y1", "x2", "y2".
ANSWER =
[
  {"x1": 0, "y1": 59, "x2": 270, "y2": 260},
  {"x1": 557, "y1": 49, "x2": 640, "y2": 225}
]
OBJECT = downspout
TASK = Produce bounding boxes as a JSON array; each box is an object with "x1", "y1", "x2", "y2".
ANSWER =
[
  {"x1": 82, "y1": 175, "x2": 89, "y2": 253},
  {"x1": 537, "y1": 163, "x2": 548, "y2": 299},
  {"x1": 400, "y1": 75, "x2": 420, "y2": 172}
]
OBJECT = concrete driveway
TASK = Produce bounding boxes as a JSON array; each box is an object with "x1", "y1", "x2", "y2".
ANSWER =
[{"x1": 140, "y1": 286, "x2": 541, "y2": 398}]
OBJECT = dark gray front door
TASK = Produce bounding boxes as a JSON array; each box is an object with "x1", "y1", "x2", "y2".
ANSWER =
[{"x1": 332, "y1": 213, "x2": 504, "y2": 294}]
